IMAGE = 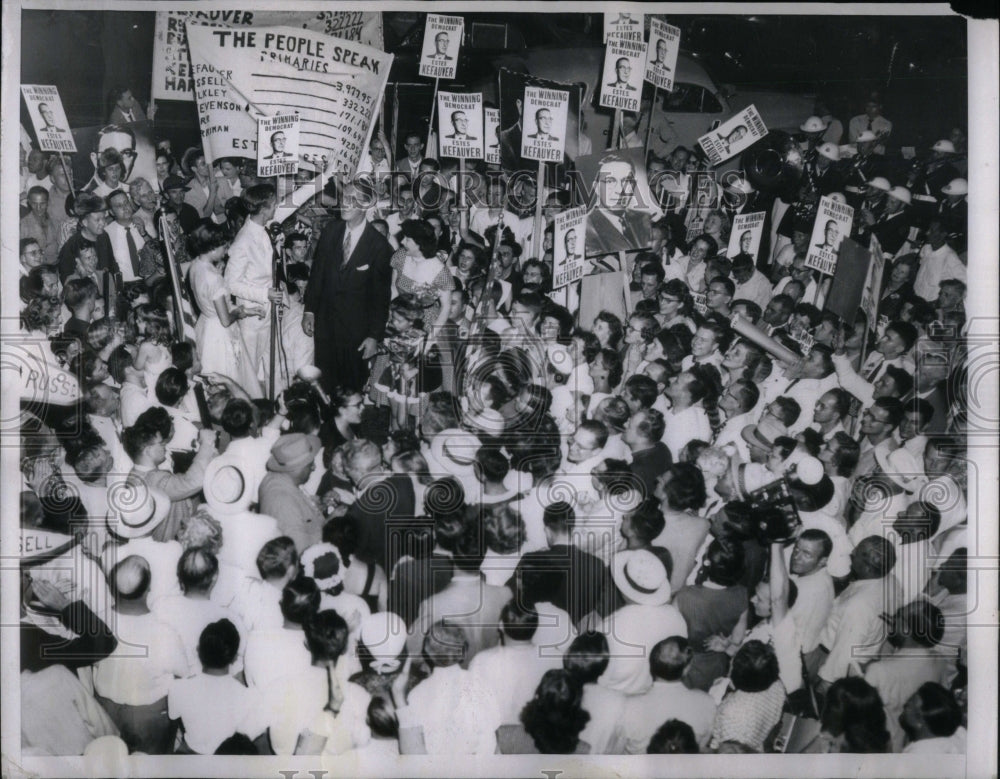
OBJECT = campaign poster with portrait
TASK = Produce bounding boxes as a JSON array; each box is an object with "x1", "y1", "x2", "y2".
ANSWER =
[
  {"x1": 21, "y1": 85, "x2": 75, "y2": 153},
  {"x1": 697, "y1": 105, "x2": 768, "y2": 167},
  {"x1": 484, "y1": 107, "x2": 501, "y2": 165},
  {"x1": 603, "y1": 11, "x2": 644, "y2": 43},
  {"x1": 599, "y1": 39, "x2": 647, "y2": 113},
  {"x1": 571, "y1": 147, "x2": 657, "y2": 258},
  {"x1": 805, "y1": 195, "x2": 855, "y2": 275},
  {"x1": 553, "y1": 207, "x2": 588, "y2": 289},
  {"x1": 727, "y1": 211, "x2": 767, "y2": 261},
  {"x1": 257, "y1": 114, "x2": 300, "y2": 178},
  {"x1": 644, "y1": 19, "x2": 681, "y2": 91},
  {"x1": 437, "y1": 92, "x2": 483, "y2": 159},
  {"x1": 70, "y1": 120, "x2": 157, "y2": 194},
  {"x1": 520, "y1": 87, "x2": 569, "y2": 163},
  {"x1": 419, "y1": 14, "x2": 463, "y2": 80}
]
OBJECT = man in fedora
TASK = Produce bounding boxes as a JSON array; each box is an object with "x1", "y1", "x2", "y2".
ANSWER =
[
  {"x1": 741, "y1": 415, "x2": 786, "y2": 464},
  {"x1": 259, "y1": 433, "x2": 325, "y2": 553},
  {"x1": 155, "y1": 175, "x2": 200, "y2": 235}
]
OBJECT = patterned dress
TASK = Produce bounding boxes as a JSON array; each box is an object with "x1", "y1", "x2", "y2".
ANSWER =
[{"x1": 390, "y1": 250, "x2": 453, "y2": 334}]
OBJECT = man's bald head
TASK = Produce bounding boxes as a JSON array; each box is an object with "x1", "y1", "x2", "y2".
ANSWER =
[{"x1": 111, "y1": 555, "x2": 151, "y2": 601}]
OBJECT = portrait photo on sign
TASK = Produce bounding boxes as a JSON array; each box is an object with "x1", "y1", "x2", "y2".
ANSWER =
[
  {"x1": 698, "y1": 104, "x2": 768, "y2": 167},
  {"x1": 600, "y1": 40, "x2": 646, "y2": 113},
  {"x1": 438, "y1": 92, "x2": 484, "y2": 159},
  {"x1": 726, "y1": 211, "x2": 767, "y2": 262},
  {"x1": 805, "y1": 195, "x2": 856, "y2": 276},
  {"x1": 644, "y1": 19, "x2": 681, "y2": 90},
  {"x1": 520, "y1": 86, "x2": 569, "y2": 162},
  {"x1": 70, "y1": 120, "x2": 157, "y2": 194},
  {"x1": 484, "y1": 106, "x2": 501, "y2": 165},
  {"x1": 21, "y1": 85, "x2": 75, "y2": 152},
  {"x1": 257, "y1": 115, "x2": 300, "y2": 177},
  {"x1": 419, "y1": 14, "x2": 463, "y2": 79},
  {"x1": 603, "y1": 11, "x2": 644, "y2": 43}
]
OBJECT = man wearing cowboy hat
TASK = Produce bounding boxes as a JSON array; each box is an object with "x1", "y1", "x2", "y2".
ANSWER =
[
  {"x1": 56, "y1": 191, "x2": 116, "y2": 282},
  {"x1": 911, "y1": 139, "x2": 960, "y2": 200},
  {"x1": 258, "y1": 433, "x2": 325, "y2": 553},
  {"x1": 936, "y1": 177, "x2": 968, "y2": 252},
  {"x1": 870, "y1": 185, "x2": 913, "y2": 256},
  {"x1": 155, "y1": 174, "x2": 200, "y2": 235}
]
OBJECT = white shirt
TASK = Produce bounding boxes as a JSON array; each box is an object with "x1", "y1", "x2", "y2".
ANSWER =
[
  {"x1": 402, "y1": 665, "x2": 500, "y2": 755},
  {"x1": 168, "y1": 673, "x2": 262, "y2": 754},
  {"x1": 661, "y1": 404, "x2": 712, "y2": 460},
  {"x1": 599, "y1": 604, "x2": 689, "y2": 695},
  {"x1": 621, "y1": 679, "x2": 717, "y2": 752},
  {"x1": 818, "y1": 576, "x2": 901, "y2": 682},
  {"x1": 93, "y1": 611, "x2": 189, "y2": 705},
  {"x1": 734, "y1": 270, "x2": 773, "y2": 309},
  {"x1": 106, "y1": 536, "x2": 183, "y2": 607},
  {"x1": 104, "y1": 220, "x2": 145, "y2": 282},
  {"x1": 788, "y1": 568, "x2": 835, "y2": 653},
  {"x1": 120, "y1": 381, "x2": 154, "y2": 427},
  {"x1": 244, "y1": 626, "x2": 311, "y2": 690},
  {"x1": 153, "y1": 594, "x2": 247, "y2": 674},
  {"x1": 225, "y1": 219, "x2": 273, "y2": 309},
  {"x1": 714, "y1": 409, "x2": 755, "y2": 462},
  {"x1": 467, "y1": 642, "x2": 562, "y2": 725},
  {"x1": 914, "y1": 242, "x2": 965, "y2": 301}
]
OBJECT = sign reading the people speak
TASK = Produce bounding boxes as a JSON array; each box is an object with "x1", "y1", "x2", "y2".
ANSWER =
[
  {"x1": 805, "y1": 196, "x2": 855, "y2": 275},
  {"x1": 419, "y1": 14, "x2": 463, "y2": 80},
  {"x1": 599, "y1": 39, "x2": 647, "y2": 113},
  {"x1": 521, "y1": 86, "x2": 569, "y2": 162},
  {"x1": 604, "y1": 11, "x2": 644, "y2": 43},
  {"x1": 21, "y1": 85, "x2": 76, "y2": 152},
  {"x1": 152, "y1": 10, "x2": 383, "y2": 101},
  {"x1": 644, "y1": 18, "x2": 681, "y2": 91},
  {"x1": 437, "y1": 92, "x2": 483, "y2": 160},
  {"x1": 484, "y1": 107, "x2": 501, "y2": 165},
  {"x1": 553, "y1": 207, "x2": 588, "y2": 289},
  {"x1": 257, "y1": 113, "x2": 300, "y2": 178},
  {"x1": 185, "y1": 23, "x2": 391, "y2": 177},
  {"x1": 698, "y1": 105, "x2": 768, "y2": 167}
]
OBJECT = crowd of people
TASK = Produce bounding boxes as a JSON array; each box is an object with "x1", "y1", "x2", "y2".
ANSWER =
[{"x1": 17, "y1": 66, "x2": 973, "y2": 762}]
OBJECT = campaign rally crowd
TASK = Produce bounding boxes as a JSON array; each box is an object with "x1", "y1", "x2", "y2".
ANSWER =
[{"x1": 17, "y1": 48, "x2": 974, "y2": 763}]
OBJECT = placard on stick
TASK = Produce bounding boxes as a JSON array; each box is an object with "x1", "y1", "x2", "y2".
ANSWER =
[
  {"x1": 484, "y1": 107, "x2": 501, "y2": 165},
  {"x1": 553, "y1": 207, "x2": 588, "y2": 289},
  {"x1": 804, "y1": 195, "x2": 855, "y2": 276},
  {"x1": 697, "y1": 105, "x2": 768, "y2": 167},
  {"x1": 419, "y1": 14, "x2": 463, "y2": 80},
  {"x1": 21, "y1": 85, "x2": 76, "y2": 152},
  {"x1": 727, "y1": 211, "x2": 767, "y2": 261},
  {"x1": 257, "y1": 114, "x2": 300, "y2": 178},
  {"x1": 599, "y1": 39, "x2": 647, "y2": 113},
  {"x1": 825, "y1": 237, "x2": 871, "y2": 328},
  {"x1": 604, "y1": 11, "x2": 644, "y2": 43},
  {"x1": 645, "y1": 19, "x2": 680, "y2": 91},
  {"x1": 521, "y1": 86, "x2": 569, "y2": 163},
  {"x1": 437, "y1": 92, "x2": 483, "y2": 159}
]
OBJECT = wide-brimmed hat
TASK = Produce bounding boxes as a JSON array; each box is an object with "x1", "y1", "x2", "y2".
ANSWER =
[
  {"x1": 888, "y1": 186, "x2": 912, "y2": 205},
  {"x1": 106, "y1": 481, "x2": 171, "y2": 540},
  {"x1": 72, "y1": 191, "x2": 107, "y2": 218},
  {"x1": 875, "y1": 445, "x2": 924, "y2": 493},
  {"x1": 301, "y1": 543, "x2": 344, "y2": 590},
  {"x1": 800, "y1": 116, "x2": 827, "y2": 133},
  {"x1": 429, "y1": 428, "x2": 481, "y2": 477},
  {"x1": 161, "y1": 174, "x2": 190, "y2": 192},
  {"x1": 867, "y1": 176, "x2": 891, "y2": 192},
  {"x1": 932, "y1": 139, "x2": 956, "y2": 154},
  {"x1": 817, "y1": 142, "x2": 840, "y2": 162},
  {"x1": 941, "y1": 178, "x2": 968, "y2": 196},
  {"x1": 267, "y1": 433, "x2": 321, "y2": 473},
  {"x1": 613, "y1": 549, "x2": 671, "y2": 606},
  {"x1": 855, "y1": 130, "x2": 877, "y2": 143},
  {"x1": 741, "y1": 416, "x2": 787, "y2": 452},
  {"x1": 203, "y1": 456, "x2": 253, "y2": 515},
  {"x1": 723, "y1": 176, "x2": 756, "y2": 196},
  {"x1": 359, "y1": 611, "x2": 408, "y2": 673}
]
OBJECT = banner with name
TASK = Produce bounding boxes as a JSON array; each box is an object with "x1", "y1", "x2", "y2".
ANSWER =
[
  {"x1": 21, "y1": 85, "x2": 76, "y2": 152},
  {"x1": 521, "y1": 86, "x2": 569, "y2": 162},
  {"x1": 698, "y1": 105, "x2": 768, "y2": 167},
  {"x1": 727, "y1": 211, "x2": 767, "y2": 260},
  {"x1": 604, "y1": 11, "x2": 644, "y2": 43},
  {"x1": 152, "y1": 10, "x2": 383, "y2": 101},
  {"x1": 257, "y1": 113, "x2": 300, "y2": 177},
  {"x1": 599, "y1": 39, "x2": 646, "y2": 113},
  {"x1": 419, "y1": 14, "x2": 463, "y2": 80},
  {"x1": 437, "y1": 92, "x2": 483, "y2": 159},
  {"x1": 644, "y1": 19, "x2": 680, "y2": 91},
  {"x1": 805, "y1": 195, "x2": 855, "y2": 275},
  {"x1": 553, "y1": 207, "x2": 588, "y2": 289},
  {"x1": 185, "y1": 23, "x2": 392, "y2": 178},
  {"x1": 484, "y1": 107, "x2": 501, "y2": 165}
]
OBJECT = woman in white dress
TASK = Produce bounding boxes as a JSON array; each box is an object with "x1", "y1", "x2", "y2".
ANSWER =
[{"x1": 187, "y1": 221, "x2": 262, "y2": 397}]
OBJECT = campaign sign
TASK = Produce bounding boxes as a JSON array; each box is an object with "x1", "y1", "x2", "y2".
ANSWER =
[
  {"x1": 604, "y1": 11, "x2": 644, "y2": 43},
  {"x1": 805, "y1": 196, "x2": 855, "y2": 275},
  {"x1": 21, "y1": 85, "x2": 76, "y2": 152},
  {"x1": 727, "y1": 211, "x2": 767, "y2": 261},
  {"x1": 521, "y1": 87, "x2": 569, "y2": 163},
  {"x1": 484, "y1": 107, "x2": 501, "y2": 165},
  {"x1": 419, "y1": 14, "x2": 463, "y2": 80},
  {"x1": 599, "y1": 39, "x2": 647, "y2": 113},
  {"x1": 553, "y1": 207, "x2": 588, "y2": 289},
  {"x1": 698, "y1": 105, "x2": 768, "y2": 167},
  {"x1": 438, "y1": 92, "x2": 483, "y2": 159},
  {"x1": 645, "y1": 19, "x2": 681, "y2": 91},
  {"x1": 257, "y1": 114, "x2": 300, "y2": 177}
]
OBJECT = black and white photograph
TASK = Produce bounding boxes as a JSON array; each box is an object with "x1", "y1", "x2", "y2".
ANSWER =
[{"x1": 2, "y1": 5, "x2": 997, "y2": 779}]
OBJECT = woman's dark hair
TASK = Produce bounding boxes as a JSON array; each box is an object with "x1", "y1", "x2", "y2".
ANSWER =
[
  {"x1": 483, "y1": 504, "x2": 525, "y2": 555},
  {"x1": 730, "y1": 640, "x2": 780, "y2": 693},
  {"x1": 821, "y1": 677, "x2": 891, "y2": 753},
  {"x1": 400, "y1": 218, "x2": 439, "y2": 258},
  {"x1": 660, "y1": 279, "x2": 695, "y2": 317},
  {"x1": 451, "y1": 241, "x2": 486, "y2": 273},
  {"x1": 698, "y1": 539, "x2": 745, "y2": 587},
  {"x1": 595, "y1": 311, "x2": 625, "y2": 350},
  {"x1": 538, "y1": 302, "x2": 575, "y2": 340},
  {"x1": 285, "y1": 399, "x2": 322, "y2": 434},
  {"x1": 171, "y1": 340, "x2": 196, "y2": 373},
  {"x1": 280, "y1": 575, "x2": 321, "y2": 625},
  {"x1": 663, "y1": 463, "x2": 707, "y2": 512},
  {"x1": 520, "y1": 669, "x2": 591, "y2": 754},
  {"x1": 197, "y1": 618, "x2": 240, "y2": 669},
  {"x1": 330, "y1": 385, "x2": 361, "y2": 416},
  {"x1": 647, "y1": 719, "x2": 699, "y2": 754},
  {"x1": 593, "y1": 348, "x2": 624, "y2": 389},
  {"x1": 572, "y1": 329, "x2": 602, "y2": 364},
  {"x1": 186, "y1": 219, "x2": 230, "y2": 259},
  {"x1": 562, "y1": 632, "x2": 610, "y2": 684},
  {"x1": 303, "y1": 609, "x2": 350, "y2": 662}
]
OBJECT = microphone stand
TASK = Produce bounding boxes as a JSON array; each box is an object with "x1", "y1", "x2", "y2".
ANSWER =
[{"x1": 267, "y1": 225, "x2": 288, "y2": 400}]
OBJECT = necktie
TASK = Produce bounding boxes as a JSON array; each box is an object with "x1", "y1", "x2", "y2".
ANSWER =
[
  {"x1": 342, "y1": 228, "x2": 353, "y2": 267},
  {"x1": 867, "y1": 117, "x2": 873, "y2": 131},
  {"x1": 864, "y1": 356, "x2": 884, "y2": 382},
  {"x1": 785, "y1": 378, "x2": 801, "y2": 393},
  {"x1": 125, "y1": 227, "x2": 141, "y2": 278}
]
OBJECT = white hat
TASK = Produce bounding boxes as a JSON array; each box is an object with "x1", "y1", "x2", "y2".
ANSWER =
[
  {"x1": 941, "y1": 178, "x2": 968, "y2": 196},
  {"x1": 875, "y1": 446, "x2": 925, "y2": 493},
  {"x1": 796, "y1": 455, "x2": 825, "y2": 486},
  {"x1": 300, "y1": 543, "x2": 344, "y2": 590},
  {"x1": 800, "y1": 116, "x2": 827, "y2": 133},
  {"x1": 430, "y1": 428, "x2": 481, "y2": 477},
  {"x1": 828, "y1": 192, "x2": 847, "y2": 205},
  {"x1": 932, "y1": 139, "x2": 956, "y2": 154},
  {"x1": 106, "y1": 481, "x2": 170, "y2": 540},
  {"x1": 888, "y1": 186, "x2": 912, "y2": 205},
  {"x1": 817, "y1": 142, "x2": 840, "y2": 161},
  {"x1": 868, "y1": 176, "x2": 891, "y2": 192},
  {"x1": 613, "y1": 549, "x2": 671, "y2": 606},
  {"x1": 724, "y1": 175, "x2": 756, "y2": 195},
  {"x1": 359, "y1": 611, "x2": 408, "y2": 673},
  {"x1": 203, "y1": 456, "x2": 253, "y2": 516},
  {"x1": 856, "y1": 130, "x2": 877, "y2": 143},
  {"x1": 547, "y1": 343, "x2": 574, "y2": 375}
]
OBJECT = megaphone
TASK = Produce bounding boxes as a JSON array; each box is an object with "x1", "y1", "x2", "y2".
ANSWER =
[{"x1": 740, "y1": 130, "x2": 804, "y2": 201}]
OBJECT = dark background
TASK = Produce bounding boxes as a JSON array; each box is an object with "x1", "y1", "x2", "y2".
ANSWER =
[{"x1": 20, "y1": 11, "x2": 968, "y2": 152}]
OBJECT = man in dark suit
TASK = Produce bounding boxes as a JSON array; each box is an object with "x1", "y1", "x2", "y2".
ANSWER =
[
  {"x1": 585, "y1": 153, "x2": 650, "y2": 256},
  {"x1": 263, "y1": 131, "x2": 293, "y2": 160},
  {"x1": 527, "y1": 108, "x2": 559, "y2": 142},
  {"x1": 429, "y1": 31, "x2": 453, "y2": 61},
  {"x1": 445, "y1": 111, "x2": 476, "y2": 140},
  {"x1": 57, "y1": 191, "x2": 116, "y2": 282},
  {"x1": 303, "y1": 183, "x2": 393, "y2": 392},
  {"x1": 608, "y1": 57, "x2": 637, "y2": 90}
]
